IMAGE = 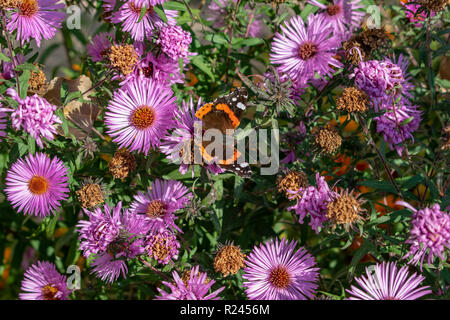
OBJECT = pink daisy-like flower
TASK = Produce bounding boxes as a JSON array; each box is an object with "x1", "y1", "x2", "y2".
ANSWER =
[
  {"x1": 19, "y1": 261, "x2": 71, "y2": 300},
  {"x1": 122, "y1": 51, "x2": 184, "y2": 87},
  {"x1": 130, "y1": 179, "x2": 192, "y2": 233},
  {"x1": 131, "y1": 0, "x2": 168, "y2": 6},
  {"x1": 374, "y1": 100, "x2": 422, "y2": 156},
  {"x1": 270, "y1": 14, "x2": 343, "y2": 85},
  {"x1": 5, "y1": 88, "x2": 61, "y2": 148},
  {"x1": 86, "y1": 32, "x2": 115, "y2": 62},
  {"x1": 350, "y1": 59, "x2": 405, "y2": 98},
  {"x1": 243, "y1": 238, "x2": 319, "y2": 300},
  {"x1": 156, "y1": 25, "x2": 194, "y2": 61},
  {"x1": 6, "y1": 0, "x2": 66, "y2": 47},
  {"x1": 77, "y1": 202, "x2": 149, "y2": 283},
  {"x1": 308, "y1": 0, "x2": 365, "y2": 39},
  {"x1": 110, "y1": 1, "x2": 177, "y2": 41},
  {"x1": 287, "y1": 173, "x2": 336, "y2": 234},
  {"x1": 5, "y1": 152, "x2": 69, "y2": 218},
  {"x1": 347, "y1": 261, "x2": 432, "y2": 300},
  {"x1": 145, "y1": 229, "x2": 180, "y2": 265},
  {"x1": 105, "y1": 75, "x2": 177, "y2": 155},
  {"x1": 155, "y1": 265, "x2": 225, "y2": 300},
  {"x1": 401, "y1": 1, "x2": 435, "y2": 27},
  {"x1": 399, "y1": 202, "x2": 450, "y2": 271},
  {"x1": 160, "y1": 97, "x2": 224, "y2": 176}
]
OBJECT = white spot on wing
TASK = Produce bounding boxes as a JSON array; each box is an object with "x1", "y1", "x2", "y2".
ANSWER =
[{"x1": 237, "y1": 102, "x2": 246, "y2": 110}]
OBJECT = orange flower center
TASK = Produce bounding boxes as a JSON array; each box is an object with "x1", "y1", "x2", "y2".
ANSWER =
[
  {"x1": 42, "y1": 285, "x2": 59, "y2": 300},
  {"x1": 19, "y1": 0, "x2": 39, "y2": 17},
  {"x1": 28, "y1": 175, "x2": 49, "y2": 195},
  {"x1": 269, "y1": 266, "x2": 291, "y2": 289},
  {"x1": 130, "y1": 106, "x2": 156, "y2": 130},
  {"x1": 129, "y1": 2, "x2": 153, "y2": 14},
  {"x1": 299, "y1": 42, "x2": 318, "y2": 60},
  {"x1": 327, "y1": 4, "x2": 341, "y2": 16},
  {"x1": 146, "y1": 200, "x2": 167, "y2": 218}
]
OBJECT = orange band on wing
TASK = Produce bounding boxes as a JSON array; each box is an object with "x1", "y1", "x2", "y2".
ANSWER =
[
  {"x1": 215, "y1": 103, "x2": 240, "y2": 128},
  {"x1": 195, "y1": 103, "x2": 213, "y2": 120},
  {"x1": 219, "y1": 149, "x2": 241, "y2": 165}
]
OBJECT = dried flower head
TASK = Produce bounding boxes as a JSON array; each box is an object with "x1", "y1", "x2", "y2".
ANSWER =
[
  {"x1": 76, "y1": 179, "x2": 105, "y2": 209},
  {"x1": 360, "y1": 28, "x2": 389, "y2": 52},
  {"x1": 343, "y1": 38, "x2": 366, "y2": 65},
  {"x1": 314, "y1": 127, "x2": 342, "y2": 154},
  {"x1": 336, "y1": 87, "x2": 369, "y2": 113},
  {"x1": 0, "y1": 0, "x2": 20, "y2": 10},
  {"x1": 214, "y1": 242, "x2": 246, "y2": 277},
  {"x1": 326, "y1": 189, "x2": 367, "y2": 229},
  {"x1": 418, "y1": 0, "x2": 448, "y2": 12},
  {"x1": 181, "y1": 268, "x2": 210, "y2": 287},
  {"x1": 109, "y1": 44, "x2": 139, "y2": 76},
  {"x1": 77, "y1": 136, "x2": 99, "y2": 160},
  {"x1": 28, "y1": 64, "x2": 47, "y2": 93},
  {"x1": 277, "y1": 170, "x2": 309, "y2": 199},
  {"x1": 108, "y1": 149, "x2": 137, "y2": 180}
]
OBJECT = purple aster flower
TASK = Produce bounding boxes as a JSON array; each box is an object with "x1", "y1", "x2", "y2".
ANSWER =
[
  {"x1": 270, "y1": 14, "x2": 343, "y2": 85},
  {"x1": 131, "y1": 0, "x2": 168, "y2": 6},
  {"x1": 5, "y1": 152, "x2": 69, "y2": 218},
  {"x1": 87, "y1": 32, "x2": 115, "y2": 62},
  {"x1": 347, "y1": 261, "x2": 432, "y2": 300},
  {"x1": 19, "y1": 261, "x2": 71, "y2": 300},
  {"x1": 287, "y1": 173, "x2": 336, "y2": 234},
  {"x1": 110, "y1": 1, "x2": 177, "y2": 41},
  {"x1": 401, "y1": 1, "x2": 435, "y2": 27},
  {"x1": 350, "y1": 59, "x2": 405, "y2": 98},
  {"x1": 0, "y1": 50, "x2": 25, "y2": 80},
  {"x1": 122, "y1": 51, "x2": 184, "y2": 87},
  {"x1": 155, "y1": 265, "x2": 225, "y2": 300},
  {"x1": 156, "y1": 25, "x2": 195, "y2": 61},
  {"x1": 160, "y1": 97, "x2": 224, "y2": 176},
  {"x1": 243, "y1": 238, "x2": 319, "y2": 300},
  {"x1": 308, "y1": 0, "x2": 365, "y2": 39},
  {"x1": 374, "y1": 100, "x2": 422, "y2": 156},
  {"x1": 105, "y1": 75, "x2": 176, "y2": 155},
  {"x1": 77, "y1": 202, "x2": 149, "y2": 283},
  {"x1": 130, "y1": 179, "x2": 192, "y2": 233},
  {"x1": 5, "y1": 88, "x2": 61, "y2": 148},
  {"x1": 399, "y1": 202, "x2": 450, "y2": 271},
  {"x1": 7, "y1": 0, "x2": 66, "y2": 47},
  {"x1": 145, "y1": 229, "x2": 180, "y2": 264}
]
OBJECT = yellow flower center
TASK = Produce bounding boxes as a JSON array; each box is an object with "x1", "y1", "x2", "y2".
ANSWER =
[
  {"x1": 42, "y1": 285, "x2": 59, "y2": 300},
  {"x1": 19, "y1": 0, "x2": 39, "y2": 17},
  {"x1": 269, "y1": 266, "x2": 291, "y2": 289},
  {"x1": 131, "y1": 106, "x2": 156, "y2": 130},
  {"x1": 28, "y1": 175, "x2": 49, "y2": 195}
]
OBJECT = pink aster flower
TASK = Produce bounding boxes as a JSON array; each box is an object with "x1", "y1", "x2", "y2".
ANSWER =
[
  {"x1": 5, "y1": 88, "x2": 61, "y2": 148},
  {"x1": 160, "y1": 97, "x2": 225, "y2": 177},
  {"x1": 401, "y1": 1, "x2": 435, "y2": 27},
  {"x1": 130, "y1": 179, "x2": 192, "y2": 233},
  {"x1": 19, "y1": 261, "x2": 71, "y2": 300},
  {"x1": 155, "y1": 265, "x2": 225, "y2": 300},
  {"x1": 77, "y1": 202, "x2": 149, "y2": 283},
  {"x1": 308, "y1": 0, "x2": 365, "y2": 39},
  {"x1": 270, "y1": 14, "x2": 343, "y2": 85},
  {"x1": 122, "y1": 51, "x2": 184, "y2": 87},
  {"x1": 110, "y1": 1, "x2": 177, "y2": 41},
  {"x1": 243, "y1": 238, "x2": 319, "y2": 300},
  {"x1": 287, "y1": 173, "x2": 336, "y2": 234},
  {"x1": 145, "y1": 229, "x2": 180, "y2": 264},
  {"x1": 399, "y1": 202, "x2": 450, "y2": 271},
  {"x1": 105, "y1": 75, "x2": 177, "y2": 155},
  {"x1": 350, "y1": 59, "x2": 405, "y2": 98},
  {"x1": 6, "y1": 0, "x2": 66, "y2": 47},
  {"x1": 156, "y1": 25, "x2": 194, "y2": 61},
  {"x1": 0, "y1": 50, "x2": 25, "y2": 80},
  {"x1": 347, "y1": 261, "x2": 432, "y2": 300},
  {"x1": 131, "y1": 0, "x2": 168, "y2": 6},
  {"x1": 87, "y1": 32, "x2": 115, "y2": 62},
  {"x1": 374, "y1": 100, "x2": 422, "y2": 156},
  {"x1": 5, "y1": 152, "x2": 69, "y2": 218}
]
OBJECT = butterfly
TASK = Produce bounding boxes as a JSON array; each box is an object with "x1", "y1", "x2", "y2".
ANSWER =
[{"x1": 193, "y1": 87, "x2": 252, "y2": 178}]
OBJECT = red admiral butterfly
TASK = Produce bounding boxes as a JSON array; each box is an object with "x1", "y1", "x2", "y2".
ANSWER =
[{"x1": 194, "y1": 87, "x2": 252, "y2": 178}]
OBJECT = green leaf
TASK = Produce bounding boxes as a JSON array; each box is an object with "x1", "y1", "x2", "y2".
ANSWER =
[
  {"x1": 27, "y1": 135, "x2": 35, "y2": 155},
  {"x1": 358, "y1": 180, "x2": 397, "y2": 194},
  {"x1": 154, "y1": 5, "x2": 168, "y2": 24},
  {"x1": 137, "y1": 4, "x2": 147, "y2": 23},
  {"x1": 18, "y1": 70, "x2": 31, "y2": 99},
  {"x1": 190, "y1": 55, "x2": 215, "y2": 81},
  {"x1": 0, "y1": 51, "x2": 11, "y2": 62}
]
